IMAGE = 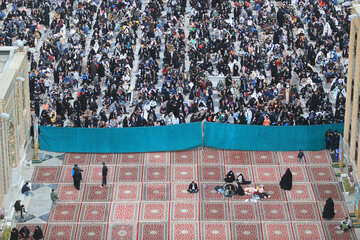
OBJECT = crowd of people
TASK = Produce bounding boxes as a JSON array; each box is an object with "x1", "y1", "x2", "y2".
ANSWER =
[{"x1": 6, "y1": 0, "x2": 346, "y2": 128}]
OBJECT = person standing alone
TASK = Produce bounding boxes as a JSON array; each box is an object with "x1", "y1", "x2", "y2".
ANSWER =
[
  {"x1": 73, "y1": 168, "x2": 82, "y2": 190},
  {"x1": 101, "y1": 162, "x2": 108, "y2": 188},
  {"x1": 298, "y1": 150, "x2": 304, "y2": 164},
  {"x1": 50, "y1": 189, "x2": 59, "y2": 210}
]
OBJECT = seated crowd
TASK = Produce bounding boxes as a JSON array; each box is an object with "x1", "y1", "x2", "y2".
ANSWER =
[{"x1": 0, "y1": 0, "x2": 345, "y2": 128}]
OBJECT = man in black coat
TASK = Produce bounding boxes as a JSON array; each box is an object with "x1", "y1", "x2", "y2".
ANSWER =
[
  {"x1": 73, "y1": 168, "x2": 82, "y2": 190},
  {"x1": 101, "y1": 162, "x2": 108, "y2": 187}
]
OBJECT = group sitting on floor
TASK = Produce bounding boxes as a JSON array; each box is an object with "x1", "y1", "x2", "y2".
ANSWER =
[
  {"x1": 10, "y1": 225, "x2": 43, "y2": 240},
  {"x1": 188, "y1": 170, "x2": 271, "y2": 200}
]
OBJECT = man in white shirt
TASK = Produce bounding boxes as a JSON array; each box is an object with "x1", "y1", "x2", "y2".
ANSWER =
[{"x1": 336, "y1": 216, "x2": 352, "y2": 232}]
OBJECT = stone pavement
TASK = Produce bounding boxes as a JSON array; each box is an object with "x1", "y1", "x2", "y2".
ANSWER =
[{"x1": 4, "y1": 149, "x2": 359, "y2": 239}]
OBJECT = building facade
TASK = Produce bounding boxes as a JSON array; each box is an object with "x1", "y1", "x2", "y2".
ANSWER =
[{"x1": 0, "y1": 47, "x2": 30, "y2": 206}]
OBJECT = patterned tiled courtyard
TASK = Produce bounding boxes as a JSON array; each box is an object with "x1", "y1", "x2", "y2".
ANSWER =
[{"x1": 19, "y1": 149, "x2": 357, "y2": 239}]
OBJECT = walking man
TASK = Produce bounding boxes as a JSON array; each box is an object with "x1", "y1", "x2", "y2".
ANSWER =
[
  {"x1": 298, "y1": 150, "x2": 304, "y2": 164},
  {"x1": 73, "y1": 168, "x2": 82, "y2": 190},
  {"x1": 101, "y1": 162, "x2": 108, "y2": 187},
  {"x1": 50, "y1": 189, "x2": 59, "y2": 210},
  {"x1": 72, "y1": 164, "x2": 79, "y2": 187}
]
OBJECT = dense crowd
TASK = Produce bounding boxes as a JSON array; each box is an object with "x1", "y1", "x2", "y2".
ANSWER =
[{"x1": 3, "y1": 0, "x2": 348, "y2": 127}]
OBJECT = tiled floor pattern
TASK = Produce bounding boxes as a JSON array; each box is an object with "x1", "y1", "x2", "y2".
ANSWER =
[{"x1": 24, "y1": 149, "x2": 356, "y2": 239}]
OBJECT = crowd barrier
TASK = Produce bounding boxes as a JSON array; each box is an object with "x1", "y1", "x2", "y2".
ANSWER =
[
  {"x1": 39, "y1": 122, "x2": 203, "y2": 153},
  {"x1": 39, "y1": 122, "x2": 344, "y2": 153},
  {"x1": 204, "y1": 122, "x2": 344, "y2": 151}
]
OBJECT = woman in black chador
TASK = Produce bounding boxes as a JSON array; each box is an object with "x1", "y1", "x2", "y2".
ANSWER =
[
  {"x1": 322, "y1": 197, "x2": 335, "y2": 219},
  {"x1": 225, "y1": 170, "x2": 235, "y2": 183},
  {"x1": 280, "y1": 168, "x2": 292, "y2": 190},
  {"x1": 235, "y1": 180, "x2": 245, "y2": 196}
]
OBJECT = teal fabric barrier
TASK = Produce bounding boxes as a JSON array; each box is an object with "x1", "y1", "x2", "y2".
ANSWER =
[
  {"x1": 204, "y1": 122, "x2": 344, "y2": 151},
  {"x1": 39, "y1": 122, "x2": 203, "y2": 153}
]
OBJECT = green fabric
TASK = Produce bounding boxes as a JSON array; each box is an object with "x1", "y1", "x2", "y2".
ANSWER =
[
  {"x1": 40, "y1": 122, "x2": 344, "y2": 153},
  {"x1": 39, "y1": 122, "x2": 203, "y2": 153},
  {"x1": 204, "y1": 122, "x2": 344, "y2": 151}
]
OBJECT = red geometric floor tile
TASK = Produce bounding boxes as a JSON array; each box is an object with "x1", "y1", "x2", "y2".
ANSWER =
[
  {"x1": 201, "y1": 202, "x2": 228, "y2": 221},
  {"x1": 293, "y1": 223, "x2": 325, "y2": 240},
  {"x1": 323, "y1": 222, "x2": 356, "y2": 240},
  {"x1": 91, "y1": 153, "x2": 117, "y2": 165},
  {"x1": 254, "y1": 166, "x2": 280, "y2": 183},
  {"x1": 114, "y1": 183, "x2": 140, "y2": 201},
  {"x1": 140, "y1": 223, "x2": 167, "y2": 240},
  {"x1": 200, "y1": 166, "x2": 223, "y2": 182},
  {"x1": 111, "y1": 203, "x2": 138, "y2": 222},
  {"x1": 286, "y1": 184, "x2": 314, "y2": 201},
  {"x1": 281, "y1": 166, "x2": 307, "y2": 182},
  {"x1": 79, "y1": 203, "x2": 109, "y2": 222},
  {"x1": 319, "y1": 202, "x2": 347, "y2": 220},
  {"x1": 231, "y1": 191, "x2": 253, "y2": 201},
  {"x1": 230, "y1": 202, "x2": 259, "y2": 221},
  {"x1": 76, "y1": 224, "x2": 106, "y2": 240},
  {"x1": 225, "y1": 166, "x2": 251, "y2": 182},
  {"x1": 313, "y1": 183, "x2": 343, "y2": 201},
  {"x1": 88, "y1": 166, "x2": 114, "y2": 183},
  {"x1": 171, "y1": 202, "x2": 197, "y2": 220},
  {"x1": 289, "y1": 203, "x2": 319, "y2": 221},
  {"x1": 200, "y1": 149, "x2": 223, "y2": 164},
  {"x1": 260, "y1": 202, "x2": 289, "y2": 221},
  {"x1": 45, "y1": 224, "x2": 76, "y2": 240},
  {"x1": 110, "y1": 224, "x2": 136, "y2": 240},
  {"x1": 64, "y1": 153, "x2": 91, "y2": 165},
  {"x1": 143, "y1": 183, "x2": 169, "y2": 201},
  {"x1": 141, "y1": 202, "x2": 168, "y2": 221},
  {"x1": 172, "y1": 222, "x2": 197, "y2": 240},
  {"x1": 258, "y1": 184, "x2": 285, "y2": 201},
  {"x1": 306, "y1": 151, "x2": 331, "y2": 165},
  {"x1": 308, "y1": 166, "x2": 336, "y2": 182},
  {"x1": 145, "y1": 152, "x2": 170, "y2": 164},
  {"x1": 144, "y1": 166, "x2": 169, "y2": 182},
  {"x1": 84, "y1": 184, "x2": 112, "y2": 202},
  {"x1": 57, "y1": 184, "x2": 82, "y2": 202},
  {"x1": 172, "y1": 183, "x2": 198, "y2": 200},
  {"x1": 225, "y1": 150, "x2": 249, "y2": 165},
  {"x1": 278, "y1": 151, "x2": 303, "y2": 165},
  {"x1": 59, "y1": 166, "x2": 88, "y2": 183},
  {"x1": 116, "y1": 166, "x2": 141, "y2": 182},
  {"x1": 172, "y1": 166, "x2": 195, "y2": 181},
  {"x1": 50, "y1": 203, "x2": 80, "y2": 222},
  {"x1": 202, "y1": 223, "x2": 230, "y2": 240},
  {"x1": 200, "y1": 183, "x2": 225, "y2": 201},
  {"x1": 263, "y1": 223, "x2": 293, "y2": 240},
  {"x1": 31, "y1": 166, "x2": 61, "y2": 183},
  {"x1": 118, "y1": 153, "x2": 143, "y2": 164},
  {"x1": 251, "y1": 151, "x2": 277, "y2": 165},
  {"x1": 233, "y1": 223, "x2": 262, "y2": 240},
  {"x1": 172, "y1": 150, "x2": 196, "y2": 164}
]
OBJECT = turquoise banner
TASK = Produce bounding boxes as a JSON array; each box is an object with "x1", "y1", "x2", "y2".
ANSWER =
[
  {"x1": 204, "y1": 122, "x2": 344, "y2": 151},
  {"x1": 39, "y1": 122, "x2": 203, "y2": 153}
]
